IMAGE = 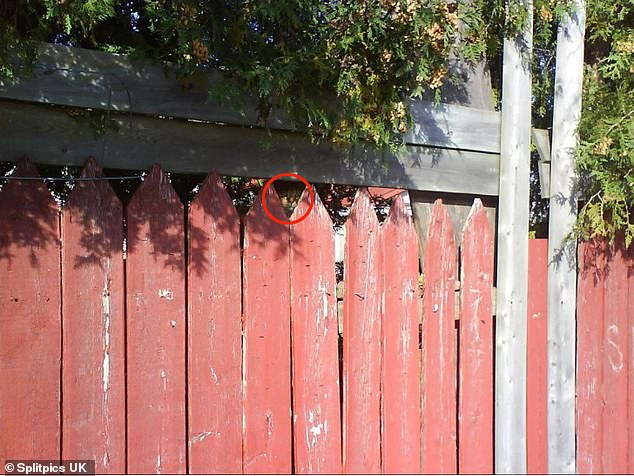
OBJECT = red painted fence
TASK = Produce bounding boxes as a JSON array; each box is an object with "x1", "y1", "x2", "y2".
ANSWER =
[
  {"x1": 527, "y1": 239, "x2": 548, "y2": 474},
  {"x1": 0, "y1": 159, "x2": 631, "y2": 474},
  {"x1": 576, "y1": 237, "x2": 634, "y2": 474},
  {"x1": 525, "y1": 237, "x2": 634, "y2": 474}
]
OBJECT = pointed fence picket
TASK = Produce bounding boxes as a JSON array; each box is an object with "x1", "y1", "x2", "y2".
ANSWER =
[
  {"x1": 126, "y1": 165, "x2": 186, "y2": 474},
  {"x1": 2, "y1": 156, "x2": 631, "y2": 476},
  {"x1": 0, "y1": 160, "x2": 61, "y2": 462},
  {"x1": 290, "y1": 189, "x2": 342, "y2": 474},
  {"x1": 187, "y1": 172, "x2": 242, "y2": 474},
  {"x1": 242, "y1": 186, "x2": 292, "y2": 474},
  {"x1": 422, "y1": 199, "x2": 457, "y2": 474},
  {"x1": 381, "y1": 194, "x2": 421, "y2": 474},
  {"x1": 458, "y1": 199, "x2": 494, "y2": 474},
  {"x1": 343, "y1": 188, "x2": 382, "y2": 474},
  {"x1": 61, "y1": 159, "x2": 125, "y2": 473}
]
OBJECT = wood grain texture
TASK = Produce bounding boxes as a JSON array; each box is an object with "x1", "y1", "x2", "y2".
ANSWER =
[
  {"x1": 0, "y1": 43, "x2": 501, "y2": 154},
  {"x1": 243, "y1": 186, "x2": 292, "y2": 474},
  {"x1": 381, "y1": 195, "x2": 421, "y2": 474},
  {"x1": 627, "y1": 245, "x2": 634, "y2": 474},
  {"x1": 0, "y1": 100, "x2": 500, "y2": 196},
  {"x1": 526, "y1": 239, "x2": 548, "y2": 475},
  {"x1": 574, "y1": 237, "x2": 631, "y2": 474},
  {"x1": 458, "y1": 199, "x2": 493, "y2": 474},
  {"x1": 290, "y1": 189, "x2": 342, "y2": 474},
  {"x1": 421, "y1": 199, "x2": 457, "y2": 474},
  {"x1": 602, "y1": 238, "x2": 629, "y2": 473},
  {"x1": 343, "y1": 189, "x2": 382, "y2": 474},
  {"x1": 61, "y1": 159, "x2": 125, "y2": 473},
  {"x1": 406, "y1": 100, "x2": 500, "y2": 152},
  {"x1": 547, "y1": 4, "x2": 585, "y2": 472},
  {"x1": 576, "y1": 239, "x2": 606, "y2": 474},
  {"x1": 495, "y1": 5, "x2": 533, "y2": 470},
  {"x1": 126, "y1": 165, "x2": 186, "y2": 474},
  {"x1": 0, "y1": 160, "x2": 61, "y2": 461},
  {"x1": 187, "y1": 172, "x2": 242, "y2": 473},
  {"x1": 441, "y1": 55, "x2": 495, "y2": 111},
  {"x1": 532, "y1": 129, "x2": 551, "y2": 198}
]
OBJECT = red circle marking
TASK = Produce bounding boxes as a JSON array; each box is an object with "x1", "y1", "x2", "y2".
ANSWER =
[{"x1": 262, "y1": 173, "x2": 314, "y2": 225}]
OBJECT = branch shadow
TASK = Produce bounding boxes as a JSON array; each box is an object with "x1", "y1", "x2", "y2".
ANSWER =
[
  {"x1": 0, "y1": 42, "x2": 499, "y2": 204},
  {"x1": 579, "y1": 234, "x2": 634, "y2": 286},
  {"x1": 0, "y1": 157, "x2": 307, "y2": 279},
  {"x1": 64, "y1": 159, "x2": 123, "y2": 271},
  {"x1": 0, "y1": 159, "x2": 59, "y2": 266}
]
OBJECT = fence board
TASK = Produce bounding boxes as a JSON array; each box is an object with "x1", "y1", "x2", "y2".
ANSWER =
[
  {"x1": 577, "y1": 239, "x2": 606, "y2": 474},
  {"x1": 343, "y1": 189, "x2": 382, "y2": 474},
  {"x1": 243, "y1": 186, "x2": 292, "y2": 474},
  {"x1": 0, "y1": 43, "x2": 501, "y2": 154},
  {"x1": 187, "y1": 172, "x2": 242, "y2": 473},
  {"x1": 526, "y1": 239, "x2": 548, "y2": 474},
  {"x1": 0, "y1": 160, "x2": 61, "y2": 461},
  {"x1": 547, "y1": 6, "x2": 585, "y2": 470},
  {"x1": 61, "y1": 159, "x2": 125, "y2": 473},
  {"x1": 381, "y1": 195, "x2": 421, "y2": 473},
  {"x1": 0, "y1": 100, "x2": 501, "y2": 197},
  {"x1": 422, "y1": 199, "x2": 457, "y2": 474},
  {"x1": 126, "y1": 165, "x2": 186, "y2": 474},
  {"x1": 290, "y1": 189, "x2": 341, "y2": 474},
  {"x1": 6, "y1": 157, "x2": 634, "y2": 476},
  {"x1": 629, "y1": 244, "x2": 634, "y2": 474},
  {"x1": 496, "y1": 9, "x2": 533, "y2": 470},
  {"x1": 458, "y1": 199, "x2": 493, "y2": 474},
  {"x1": 602, "y1": 238, "x2": 629, "y2": 473}
]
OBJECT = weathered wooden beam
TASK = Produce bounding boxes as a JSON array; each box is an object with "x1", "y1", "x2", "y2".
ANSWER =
[
  {"x1": 495, "y1": 0, "x2": 533, "y2": 472},
  {"x1": 547, "y1": 1, "x2": 585, "y2": 472},
  {"x1": 0, "y1": 100, "x2": 499, "y2": 195},
  {"x1": 532, "y1": 128, "x2": 552, "y2": 198},
  {"x1": 0, "y1": 43, "x2": 501, "y2": 154}
]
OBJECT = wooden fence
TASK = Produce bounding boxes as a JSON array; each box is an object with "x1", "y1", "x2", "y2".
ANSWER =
[
  {"x1": 0, "y1": 158, "x2": 631, "y2": 474},
  {"x1": 525, "y1": 237, "x2": 634, "y2": 474},
  {"x1": 576, "y1": 237, "x2": 634, "y2": 474}
]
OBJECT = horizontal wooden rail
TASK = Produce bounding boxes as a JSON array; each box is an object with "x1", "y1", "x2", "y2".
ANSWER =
[
  {"x1": 0, "y1": 99, "x2": 500, "y2": 195},
  {"x1": 0, "y1": 43, "x2": 501, "y2": 154}
]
